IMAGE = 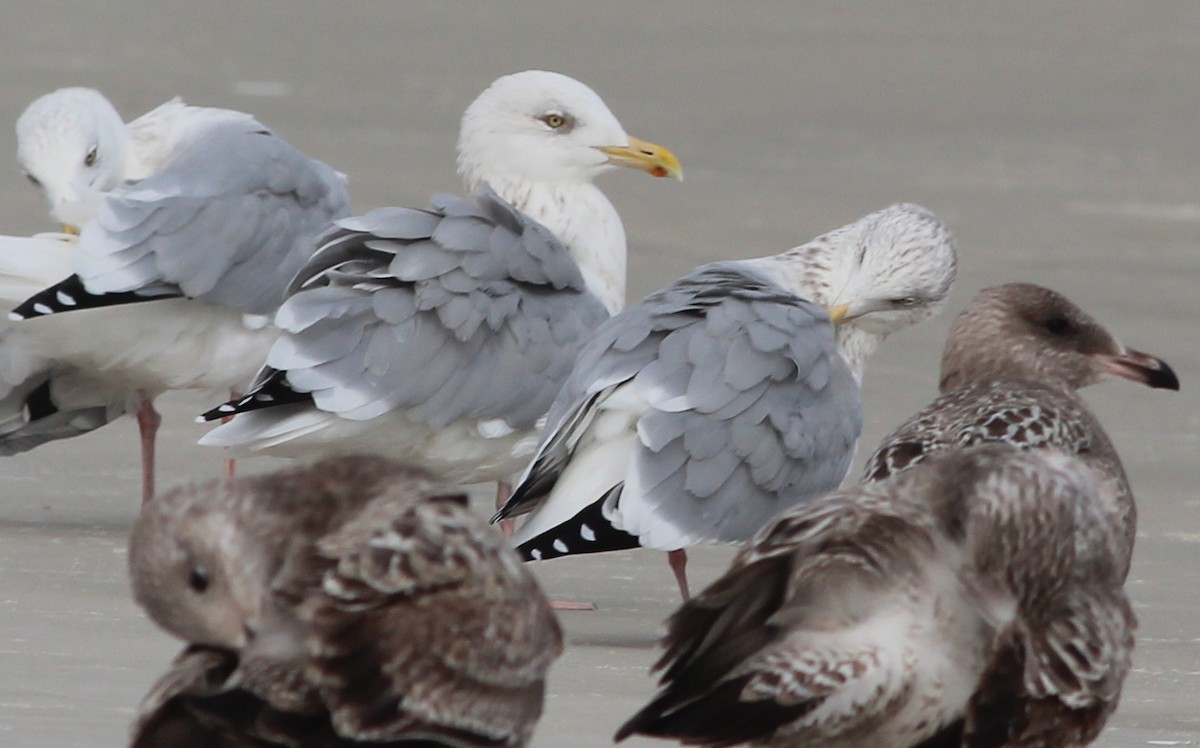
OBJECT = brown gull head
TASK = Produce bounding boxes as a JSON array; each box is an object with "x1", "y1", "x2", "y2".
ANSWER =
[
  {"x1": 128, "y1": 454, "x2": 562, "y2": 748},
  {"x1": 939, "y1": 282, "x2": 1178, "y2": 393}
]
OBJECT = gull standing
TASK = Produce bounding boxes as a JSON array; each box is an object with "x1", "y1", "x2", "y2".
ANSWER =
[
  {"x1": 862, "y1": 282, "x2": 1179, "y2": 575},
  {"x1": 493, "y1": 204, "x2": 957, "y2": 600},
  {"x1": 10, "y1": 87, "x2": 350, "y2": 501},
  {"x1": 618, "y1": 445, "x2": 1135, "y2": 748},
  {"x1": 128, "y1": 455, "x2": 562, "y2": 748},
  {"x1": 198, "y1": 71, "x2": 682, "y2": 505}
]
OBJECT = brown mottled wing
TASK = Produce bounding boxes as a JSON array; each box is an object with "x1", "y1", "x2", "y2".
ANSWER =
[
  {"x1": 963, "y1": 589, "x2": 1135, "y2": 748},
  {"x1": 863, "y1": 380, "x2": 1108, "y2": 483},
  {"x1": 955, "y1": 448, "x2": 1136, "y2": 747},
  {"x1": 130, "y1": 645, "x2": 333, "y2": 748},
  {"x1": 618, "y1": 489, "x2": 935, "y2": 746},
  {"x1": 307, "y1": 489, "x2": 563, "y2": 747}
]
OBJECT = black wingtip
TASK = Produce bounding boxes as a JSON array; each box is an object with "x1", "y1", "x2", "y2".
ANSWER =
[
  {"x1": 514, "y1": 488, "x2": 640, "y2": 562},
  {"x1": 198, "y1": 371, "x2": 312, "y2": 421},
  {"x1": 11, "y1": 275, "x2": 180, "y2": 319}
]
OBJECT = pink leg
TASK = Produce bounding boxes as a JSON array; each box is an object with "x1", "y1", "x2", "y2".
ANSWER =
[
  {"x1": 668, "y1": 549, "x2": 690, "y2": 600},
  {"x1": 223, "y1": 390, "x2": 239, "y2": 478},
  {"x1": 496, "y1": 481, "x2": 515, "y2": 538},
  {"x1": 136, "y1": 397, "x2": 161, "y2": 504}
]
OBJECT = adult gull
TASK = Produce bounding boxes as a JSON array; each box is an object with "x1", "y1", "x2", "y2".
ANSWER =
[
  {"x1": 493, "y1": 204, "x2": 957, "y2": 600},
  {"x1": 617, "y1": 445, "x2": 1135, "y2": 747},
  {"x1": 10, "y1": 87, "x2": 350, "y2": 501},
  {"x1": 197, "y1": 71, "x2": 682, "y2": 499},
  {"x1": 128, "y1": 454, "x2": 562, "y2": 748},
  {"x1": 862, "y1": 282, "x2": 1179, "y2": 576}
]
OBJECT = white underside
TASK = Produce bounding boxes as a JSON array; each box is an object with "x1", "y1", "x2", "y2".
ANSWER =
[
  {"x1": 200, "y1": 406, "x2": 544, "y2": 485},
  {"x1": 0, "y1": 233, "x2": 272, "y2": 399}
]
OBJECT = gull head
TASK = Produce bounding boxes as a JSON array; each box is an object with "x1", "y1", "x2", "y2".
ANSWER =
[
  {"x1": 16, "y1": 87, "x2": 130, "y2": 230},
  {"x1": 825, "y1": 203, "x2": 958, "y2": 338},
  {"x1": 457, "y1": 70, "x2": 681, "y2": 193},
  {"x1": 939, "y1": 282, "x2": 1180, "y2": 393},
  {"x1": 128, "y1": 483, "x2": 270, "y2": 652}
]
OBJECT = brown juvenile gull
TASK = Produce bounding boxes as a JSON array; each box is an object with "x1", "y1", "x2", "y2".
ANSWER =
[
  {"x1": 492, "y1": 203, "x2": 956, "y2": 602},
  {"x1": 617, "y1": 444, "x2": 1135, "y2": 748},
  {"x1": 862, "y1": 282, "x2": 1179, "y2": 576},
  {"x1": 128, "y1": 455, "x2": 563, "y2": 748},
  {"x1": 197, "y1": 70, "x2": 682, "y2": 526},
  {"x1": 11, "y1": 87, "x2": 350, "y2": 501}
]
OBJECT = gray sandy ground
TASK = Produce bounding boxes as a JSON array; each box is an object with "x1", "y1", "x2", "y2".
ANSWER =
[{"x1": 0, "y1": 2, "x2": 1197, "y2": 746}]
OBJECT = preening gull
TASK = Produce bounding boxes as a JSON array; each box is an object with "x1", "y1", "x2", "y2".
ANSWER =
[
  {"x1": 617, "y1": 445, "x2": 1135, "y2": 748},
  {"x1": 9, "y1": 87, "x2": 350, "y2": 501},
  {"x1": 197, "y1": 71, "x2": 682, "y2": 494},
  {"x1": 862, "y1": 282, "x2": 1179, "y2": 575},
  {"x1": 493, "y1": 204, "x2": 957, "y2": 600},
  {"x1": 128, "y1": 455, "x2": 562, "y2": 748},
  {"x1": 0, "y1": 232, "x2": 129, "y2": 452}
]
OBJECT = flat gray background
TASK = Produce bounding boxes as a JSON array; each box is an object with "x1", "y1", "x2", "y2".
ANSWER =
[{"x1": 0, "y1": 2, "x2": 1196, "y2": 746}]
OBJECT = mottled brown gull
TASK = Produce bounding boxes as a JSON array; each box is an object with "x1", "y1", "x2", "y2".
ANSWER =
[
  {"x1": 863, "y1": 282, "x2": 1179, "y2": 576},
  {"x1": 617, "y1": 445, "x2": 1135, "y2": 748},
  {"x1": 493, "y1": 203, "x2": 957, "y2": 600},
  {"x1": 198, "y1": 71, "x2": 682, "y2": 509},
  {"x1": 128, "y1": 455, "x2": 562, "y2": 748}
]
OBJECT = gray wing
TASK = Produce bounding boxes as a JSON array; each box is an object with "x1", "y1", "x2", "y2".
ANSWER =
[
  {"x1": 263, "y1": 187, "x2": 609, "y2": 428},
  {"x1": 76, "y1": 118, "x2": 349, "y2": 315},
  {"x1": 504, "y1": 262, "x2": 863, "y2": 547},
  {"x1": 309, "y1": 487, "x2": 562, "y2": 746}
]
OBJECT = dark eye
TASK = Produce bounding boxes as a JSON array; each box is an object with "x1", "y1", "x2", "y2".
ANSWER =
[
  {"x1": 891, "y1": 296, "x2": 918, "y2": 307},
  {"x1": 84, "y1": 146, "x2": 98, "y2": 167},
  {"x1": 24, "y1": 172, "x2": 40, "y2": 187},
  {"x1": 187, "y1": 565, "x2": 210, "y2": 594},
  {"x1": 540, "y1": 113, "x2": 569, "y2": 130},
  {"x1": 1043, "y1": 316, "x2": 1073, "y2": 336}
]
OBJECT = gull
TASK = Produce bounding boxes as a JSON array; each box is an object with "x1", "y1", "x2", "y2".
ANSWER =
[
  {"x1": 617, "y1": 445, "x2": 1135, "y2": 747},
  {"x1": 0, "y1": 232, "x2": 129, "y2": 452},
  {"x1": 493, "y1": 204, "x2": 957, "y2": 601},
  {"x1": 128, "y1": 454, "x2": 562, "y2": 748},
  {"x1": 862, "y1": 282, "x2": 1179, "y2": 576},
  {"x1": 10, "y1": 87, "x2": 350, "y2": 501},
  {"x1": 197, "y1": 71, "x2": 682, "y2": 509}
]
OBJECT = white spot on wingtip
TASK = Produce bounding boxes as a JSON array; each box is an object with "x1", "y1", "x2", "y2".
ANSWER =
[
  {"x1": 529, "y1": 549, "x2": 543, "y2": 560},
  {"x1": 55, "y1": 291, "x2": 76, "y2": 306},
  {"x1": 217, "y1": 404, "x2": 236, "y2": 413},
  {"x1": 580, "y1": 524, "x2": 596, "y2": 542},
  {"x1": 8, "y1": 312, "x2": 24, "y2": 321},
  {"x1": 552, "y1": 539, "x2": 568, "y2": 554},
  {"x1": 33, "y1": 303, "x2": 53, "y2": 315}
]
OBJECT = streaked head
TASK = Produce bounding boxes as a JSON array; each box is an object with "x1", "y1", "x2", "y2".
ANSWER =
[
  {"x1": 16, "y1": 87, "x2": 130, "y2": 229},
  {"x1": 825, "y1": 203, "x2": 958, "y2": 336}
]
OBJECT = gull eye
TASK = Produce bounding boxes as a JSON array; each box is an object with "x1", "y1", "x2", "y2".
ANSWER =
[
  {"x1": 84, "y1": 146, "x2": 98, "y2": 167},
  {"x1": 1042, "y1": 316, "x2": 1073, "y2": 336},
  {"x1": 540, "y1": 113, "x2": 570, "y2": 130},
  {"x1": 187, "y1": 565, "x2": 210, "y2": 594},
  {"x1": 24, "y1": 172, "x2": 40, "y2": 188},
  {"x1": 891, "y1": 296, "x2": 918, "y2": 308}
]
